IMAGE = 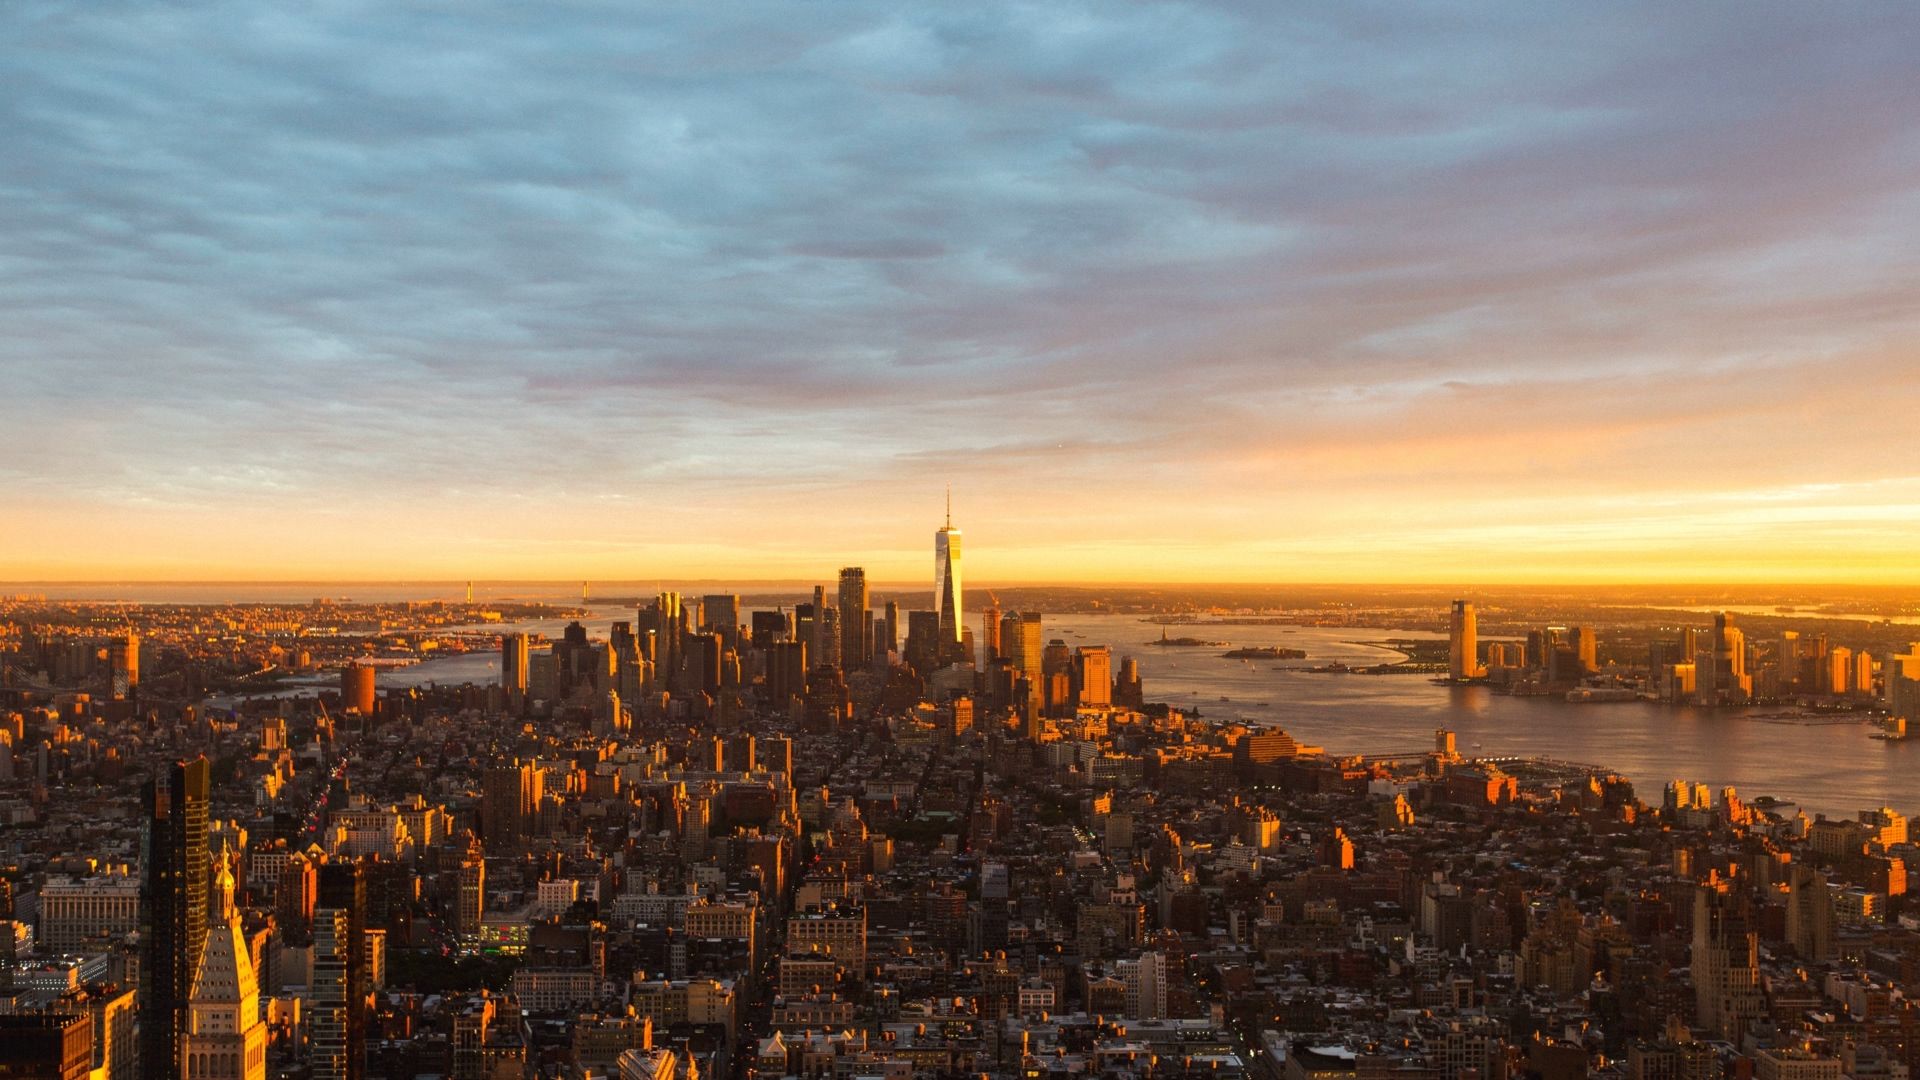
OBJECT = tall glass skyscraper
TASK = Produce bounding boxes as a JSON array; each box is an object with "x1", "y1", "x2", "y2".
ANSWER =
[
  {"x1": 935, "y1": 492, "x2": 963, "y2": 644},
  {"x1": 142, "y1": 758, "x2": 210, "y2": 1080}
]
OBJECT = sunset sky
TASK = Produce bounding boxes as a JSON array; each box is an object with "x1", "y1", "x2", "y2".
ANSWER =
[{"x1": 3, "y1": 3, "x2": 1917, "y2": 584}]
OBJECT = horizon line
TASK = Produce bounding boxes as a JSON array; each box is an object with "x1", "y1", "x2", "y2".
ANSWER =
[{"x1": 3, "y1": 577, "x2": 1917, "y2": 591}]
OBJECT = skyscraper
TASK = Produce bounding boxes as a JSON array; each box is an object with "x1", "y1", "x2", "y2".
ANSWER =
[
  {"x1": 1691, "y1": 886, "x2": 1763, "y2": 1041},
  {"x1": 1003, "y1": 612, "x2": 1044, "y2": 678},
  {"x1": 501, "y1": 632, "x2": 529, "y2": 702},
  {"x1": 1713, "y1": 611, "x2": 1750, "y2": 700},
  {"x1": 0, "y1": 1014, "x2": 91, "y2": 1080},
  {"x1": 935, "y1": 494, "x2": 963, "y2": 647},
  {"x1": 701, "y1": 594, "x2": 740, "y2": 646},
  {"x1": 110, "y1": 630, "x2": 139, "y2": 701},
  {"x1": 183, "y1": 864, "x2": 267, "y2": 1080},
  {"x1": 1074, "y1": 646, "x2": 1112, "y2": 709},
  {"x1": 1570, "y1": 626, "x2": 1598, "y2": 676},
  {"x1": 312, "y1": 862, "x2": 368, "y2": 1080},
  {"x1": 810, "y1": 585, "x2": 831, "y2": 668},
  {"x1": 837, "y1": 568, "x2": 869, "y2": 675},
  {"x1": 142, "y1": 758, "x2": 211, "y2": 1080},
  {"x1": 482, "y1": 761, "x2": 542, "y2": 851},
  {"x1": 980, "y1": 596, "x2": 1002, "y2": 663},
  {"x1": 340, "y1": 663, "x2": 376, "y2": 716},
  {"x1": 1448, "y1": 601, "x2": 1482, "y2": 681}
]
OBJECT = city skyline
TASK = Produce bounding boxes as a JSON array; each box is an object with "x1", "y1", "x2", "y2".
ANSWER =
[
  {"x1": 4, "y1": 5, "x2": 1919, "y2": 584},
  {"x1": 9, "y1": 6, "x2": 1920, "y2": 1079}
]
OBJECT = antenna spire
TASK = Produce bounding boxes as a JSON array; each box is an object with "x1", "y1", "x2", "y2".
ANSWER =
[{"x1": 945, "y1": 484, "x2": 952, "y2": 528}]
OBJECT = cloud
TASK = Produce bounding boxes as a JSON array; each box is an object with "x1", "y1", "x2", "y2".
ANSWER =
[{"x1": 0, "y1": 1, "x2": 1916, "y2": 581}]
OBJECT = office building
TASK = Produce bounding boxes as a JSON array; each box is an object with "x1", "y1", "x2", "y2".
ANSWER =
[
  {"x1": 110, "y1": 630, "x2": 138, "y2": 701},
  {"x1": 501, "y1": 633, "x2": 529, "y2": 702},
  {"x1": 837, "y1": 568, "x2": 868, "y2": 675},
  {"x1": 0, "y1": 1013, "x2": 91, "y2": 1080},
  {"x1": 1448, "y1": 601, "x2": 1482, "y2": 681},
  {"x1": 340, "y1": 664, "x2": 376, "y2": 716},
  {"x1": 1074, "y1": 645, "x2": 1112, "y2": 709},
  {"x1": 1003, "y1": 612, "x2": 1044, "y2": 678},
  {"x1": 142, "y1": 758, "x2": 210, "y2": 1080},
  {"x1": 1713, "y1": 612, "x2": 1751, "y2": 700},
  {"x1": 980, "y1": 597, "x2": 1002, "y2": 663},
  {"x1": 482, "y1": 761, "x2": 543, "y2": 851},
  {"x1": 750, "y1": 609, "x2": 789, "y2": 650},
  {"x1": 768, "y1": 641, "x2": 807, "y2": 702},
  {"x1": 313, "y1": 862, "x2": 368, "y2": 1080},
  {"x1": 1571, "y1": 626, "x2": 1597, "y2": 676},
  {"x1": 40, "y1": 873, "x2": 140, "y2": 953},
  {"x1": 1691, "y1": 887, "x2": 1763, "y2": 1041},
  {"x1": 935, "y1": 496, "x2": 963, "y2": 646},
  {"x1": 700, "y1": 594, "x2": 740, "y2": 645},
  {"x1": 182, "y1": 865, "x2": 267, "y2": 1080}
]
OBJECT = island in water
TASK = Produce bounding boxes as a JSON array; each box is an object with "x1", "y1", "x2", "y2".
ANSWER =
[{"x1": 1222, "y1": 645, "x2": 1307, "y2": 659}]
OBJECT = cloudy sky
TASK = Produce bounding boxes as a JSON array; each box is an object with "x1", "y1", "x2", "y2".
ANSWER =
[{"x1": 3, "y1": 2, "x2": 1917, "y2": 584}]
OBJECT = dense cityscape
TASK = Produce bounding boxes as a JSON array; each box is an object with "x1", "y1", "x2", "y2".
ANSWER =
[
  {"x1": 0, "y1": 508, "x2": 1918, "y2": 1080},
  {"x1": 8, "y1": 5, "x2": 1918, "y2": 1080}
]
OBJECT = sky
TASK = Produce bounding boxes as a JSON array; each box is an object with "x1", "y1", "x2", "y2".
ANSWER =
[{"x1": 2, "y1": 2, "x2": 1918, "y2": 585}]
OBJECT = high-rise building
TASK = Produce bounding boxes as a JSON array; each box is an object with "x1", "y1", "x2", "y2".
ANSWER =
[
  {"x1": 1691, "y1": 886, "x2": 1763, "y2": 1041},
  {"x1": 183, "y1": 864, "x2": 267, "y2": 1080},
  {"x1": 340, "y1": 664, "x2": 377, "y2": 716},
  {"x1": 750, "y1": 609, "x2": 789, "y2": 650},
  {"x1": 701, "y1": 594, "x2": 740, "y2": 646},
  {"x1": 501, "y1": 633, "x2": 529, "y2": 702},
  {"x1": 142, "y1": 758, "x2": 211, "y2": 1080},
  {"x1": 1074, "y1": 646, "x2": 1112, "y2": 709},
  {"x1": 1571, "y1": 626, "x2": 1598, "y2": 676},
  {"x1": 641, "y1": 593, "x2": 685, "y2": 681},
  {"x1": 1114, "y1": 656, "x2": 1142, "y2": 708},
  {"x1": 313, "y1": 862, "x2": 368, "y2": 1080},
  {"x1": 1003, "y1": 612, "x2": 1044, "y2": 678},
  {"x1": 686, "y1": 633, "x2": 723, "y2": 696},
  {"x1": 980, "y1": 597, "x2": 1002, "y2": 663},
  {"x1": 482, "y1": 761, "x2": 543, "y2": 851},
  {"x1": 1785, "y1": 864, "x2": 1834, "y2": 962},
  {"x1": 455, "y1": 854, "x2": 486, "y2": 941},
  {"x1": 904, "y1": 611, "x2": 942, "y2": 673},
  {"x1": 1448, "y1": 601, "x2": 1482, "y2": 681},
  {"x1": 935, "y1": 495, "x2": 963, "y2": 646},
  {"x1": 110, "y1": 630, "x2": 139, "y2": 701},
  {"x1": 1119, "y1": 952, "x2": 1168, "y2": 1020},
  {"x1": 883, "y1": 601, "x2": 899, "y2": 654},
  {"x1": 816, "y1": 605, "x2": 841, "y2": 673},
  {"x1": 810, "y1": 586, "x2": 830, "y2": 669},
  {"x1": 792, "y1": 603, "x2": 816, "y2": 659},
  {"x1": 768, "y1": 642, "x2": 807, "y2": 702},
  {"x1": 0, "y1": 1013, "x2": 92, "y2": 1080},
  {"x1": 1713, "y1": 612, "x2": 1751, "y2": 700},
  {"x1": 1827, "y1": 646, "x2": 1854, "y2": 695},
  {"x1": 837, "y1": 568, "x2": 869, "y2": 675},
  {"x1": 760, "y1": 736, "x2": 793, "y2": 778}
]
